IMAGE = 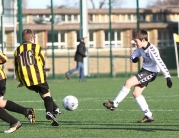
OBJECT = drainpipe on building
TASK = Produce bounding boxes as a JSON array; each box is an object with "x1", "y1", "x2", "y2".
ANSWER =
[
  {"x1": 109, "y1": 0, "x2": 113, "y2": 78},
  {"x1": 51, "y1": 0, "x2": 55, "y2": 78},
  {"x1": 1, "y1": 0, "x2": 4, "y2": 52},
  {"x1": 17, "y1": 0, "x2": 22, "y2": 44},
  {"x1": 136, "y1": 0, "x2": 140, "y2": 72}
]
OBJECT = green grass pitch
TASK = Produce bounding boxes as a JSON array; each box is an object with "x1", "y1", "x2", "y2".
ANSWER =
[{"x1": 1, "y1": 76, "x2": 179, "y2": 137}]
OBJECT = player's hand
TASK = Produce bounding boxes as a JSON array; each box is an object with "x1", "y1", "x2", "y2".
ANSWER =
[
  {"x1": 17, "y1": 83, "x2": 23, "y2": 88},
  {"x1": 166, "y1": 77, "x2": 172, "y2": 88}
]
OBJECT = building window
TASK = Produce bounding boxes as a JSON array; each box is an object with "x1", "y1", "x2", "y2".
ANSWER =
[
  {"x1": 74, "y1": 15, "x2": 78, "y2": 21},
  {"x1": 89, "y1": 31, "x2": 94, "y2": 41},
  {"x1": 90, "y1": 14, "x2": 93, "y2": 22},
  {"x1": 22, "y1": 15, "x2": 27, "y2": 23},
  {"x1": 68, "y1": 15, "x2": 71, "y2": 22},
  {"x1": 133, "y1": 14, "x2": 137, "y2": 21},
  {"x1": 105, "y1": 30, "x2": 114, "y2": 41},
  {"x1": 104, "y1": 30, "x2": 122, "y2": 48},
  {"x1": 127, "y1": 14, "x2": 131, "y2": 21},
  {"x1": 158, "y1": 29, "x2": 174, "y2": 47},
  {"x1": 117, "y1": 31, "x2": 121, "y2": 40},
  {"x1": 48, "y1": 31, "x2": 58, "y2": 42},
  {"x1": 140, "y1": 14, "x2": 146, "y2": 21},
  {"x1": 61, "y1": 15, "x2": 65, "y2": 21},
  {"x1": 153, "y1": 14, "x2": 156, "y2": 21},
  {"x1": 105, "y1": 31, "x2": 109, "y2": 41},
  {"x1": 153, "y1": 14, "x2": 162, "y2": 21},
  {"x1": 61, "y1": 32, "x2": 65, "y2": 42}
]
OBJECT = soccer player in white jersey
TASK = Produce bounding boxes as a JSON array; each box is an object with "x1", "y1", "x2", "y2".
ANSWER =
[{"x1": 103, "y1": 29, "x2": 172, "y2": 123}]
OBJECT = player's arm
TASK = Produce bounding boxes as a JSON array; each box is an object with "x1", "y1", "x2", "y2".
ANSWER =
[
  {"x1": 13, "y1": 51, "x2": 20, "y2": 82},
  {"x1": 0, "y1": 52, "x2": 8, "y2": 64},
  {"x1": 149, "y1": 47, "x2": 172, "y2": 88},
  {"x1": 130, "y1": 48, "x2": 141, "y2": 63},
  {"x1": 77, "y1": 44, "x2": 86, "y2": 57},
  {"x1": 38, "y1": 46, "x2": 45, "y2": 67}
]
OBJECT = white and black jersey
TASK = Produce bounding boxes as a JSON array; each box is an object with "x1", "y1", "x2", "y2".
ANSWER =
[{"x1": 130, "y1": 42, "x2": 171, "y2": 78}]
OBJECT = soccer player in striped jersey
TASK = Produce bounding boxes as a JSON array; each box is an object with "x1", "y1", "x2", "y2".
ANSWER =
[
  {"x1": 14, "y1": 29, "x2": 61, "y2": 126},
  {"x1": 0, "y1": 52, "x2": 35, "y2": 133},
  {"x1": 103, "y1": 29, "x2": 172, "y2": 123}
]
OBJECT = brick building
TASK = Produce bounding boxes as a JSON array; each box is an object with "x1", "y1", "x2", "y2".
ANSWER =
[{"x1": 1, "y1": 7, "x2": 179, "y2": 77}]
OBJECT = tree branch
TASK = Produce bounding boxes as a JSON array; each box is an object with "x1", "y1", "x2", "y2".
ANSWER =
[{"x1": 89, "y1": 0, "x2": 96, "y2": 9}]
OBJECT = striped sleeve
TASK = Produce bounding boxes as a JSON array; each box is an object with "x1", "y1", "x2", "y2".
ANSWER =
[
  {"x1": 0, "y1": 53, "x2": 8, "y2": 64},
  {"x1": 149, "y1": 46, "x2": 171, "y2": 78},
  {"x1": 14, "y1": 50, "x2": 21, "y2": 81},
  {"x1": 38, "y1": 46, "x2": 45, "y2": 66}
]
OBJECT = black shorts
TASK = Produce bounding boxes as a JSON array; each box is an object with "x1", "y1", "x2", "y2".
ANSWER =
[
  {"x1": 0, "y1": 79, "x2": 6, "y2": 97},
  {"x1": 135, "y1": 68, "x2": 157, "y2": 87},
  {"x1": 26, "y1": 82, "x2": 50, "y2": 94}
]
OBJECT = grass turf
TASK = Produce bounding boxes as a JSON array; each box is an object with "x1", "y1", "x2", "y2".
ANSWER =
[{"x1": 0, "y1": 76, "x2": 179, "y2": 137}]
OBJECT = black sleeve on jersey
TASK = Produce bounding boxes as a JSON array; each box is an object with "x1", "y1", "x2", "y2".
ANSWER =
[{"x1": 132, "y1": 57, "x2": 139, "y2": 63}]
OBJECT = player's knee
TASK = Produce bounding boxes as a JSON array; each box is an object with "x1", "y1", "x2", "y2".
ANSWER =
[
  {"x1": 133, "y1": 91, "x2": 141, "y2": 98},
  {"x1": 132, "y1": 92, "x2": 137, "y2": 98},
  {"x1": 124, "y1": 80, "x2": 132, "y2": 88},
  {"x1": 41, "y1": 92, "x2": 51, "y2": 99},
  {"x1": 0, "y1": 100, "x2": 6, "y2": 108}
]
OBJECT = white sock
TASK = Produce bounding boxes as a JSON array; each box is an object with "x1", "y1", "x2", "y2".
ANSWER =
[
  {"x1": 135, "y1": 95, "x2": 152, "y2": 117},
  {"x1": 113, "y1": 86, "x2": 130, "y2": 107}
]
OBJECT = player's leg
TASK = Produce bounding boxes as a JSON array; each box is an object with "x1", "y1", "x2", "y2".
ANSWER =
[
  {"x1": 39, "y1": 93, "x2": 61, "y2": 115},
  {"x1": 103, "y1": 75, "x2": 139, "y2": 110},
  {"x1": 0, "y1": 79, "x2": 35, "y2": 124},
  {"x1": 133, "y1": 68, "x2": 157, "y2": 123},
  {"x1": 37, "y1": 83, "x2": 59, "y2": 126},
  {"x1": 51, "y1": 97, "x2": 61, "y2": 115},
  {"x1": 41, "y1": 92, "x2": 59, "y2": 126},
  {"x1": 79, "y1": 62, "x2": 85, "y2": 82},
  {"x1": 3, "y1": 99, "x2": 35, "y2": 124},
  {"x1": 65, "y1": 62, "x2": 80, "y2": 79},
  {"x1": 0, "y1": 108, "x2": 22, "y2": 133},
  {"x1": 133, "y1": 85, "x2": 154, "y2": 123}
]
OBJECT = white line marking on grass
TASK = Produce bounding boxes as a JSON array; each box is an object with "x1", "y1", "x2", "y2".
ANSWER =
[{"x1": 33, "y1": 109, "x2": 179, "y2": 112}]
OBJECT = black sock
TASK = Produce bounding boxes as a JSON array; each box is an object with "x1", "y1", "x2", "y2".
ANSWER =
[
  {"x1": 4, "y1": 100, "x2": 27, "y2": 116},
  {"x1": 43, "y1": 96, "x2": 53, "y2": 113},
  {"x1": 0, "y1": 108, "x2": 18, "y2": 125},
  {"x1": 51, "y1": 97, "x2": 58, "y2": 111}
]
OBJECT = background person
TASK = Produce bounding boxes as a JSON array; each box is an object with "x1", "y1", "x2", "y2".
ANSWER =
[{"x1": 65, "y1": 37, "x2": 87, "y2": 82}]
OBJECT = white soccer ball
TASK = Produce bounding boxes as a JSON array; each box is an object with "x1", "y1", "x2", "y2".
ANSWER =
[{"x1": 62, "y1": 95, "x2": 78, "y2": 111}]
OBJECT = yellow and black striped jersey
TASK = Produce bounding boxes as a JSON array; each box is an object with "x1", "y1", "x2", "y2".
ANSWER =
[
  {"x1": 14, "y1": 43, "x2": 46, "y2": 86},
  {"x1": 0, "y1": 52, "x2": 7, "y2": 80}
]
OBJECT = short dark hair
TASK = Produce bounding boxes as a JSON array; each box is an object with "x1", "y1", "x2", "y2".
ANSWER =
[{"x1": 133, "y1": 30, "x2": 148, "y2": 41}]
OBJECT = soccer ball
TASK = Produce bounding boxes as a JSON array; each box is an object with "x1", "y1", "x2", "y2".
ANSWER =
[{"x1": 62, "y1": 95, "x2": 78, "y2": 111}]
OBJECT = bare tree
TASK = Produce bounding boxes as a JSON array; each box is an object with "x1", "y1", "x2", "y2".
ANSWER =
[
  {"x1": 147, "y1": 0, "x2": 179, "y2": 7},
  {"x1": 46, "y1": 5, "x2": 67, "y2": 9},
  {"x1": 89, "y1": 0, "x2": 96, "y2": 9},
  {"x1": 45, "y1": 0, "x2": 124, "y2": 9},
  {"x1": 88, "y1": 0, "x2": 124, "y2": 9},
  {"x1": 99, "y1": 0, "x2": 107, "y2": 8}
]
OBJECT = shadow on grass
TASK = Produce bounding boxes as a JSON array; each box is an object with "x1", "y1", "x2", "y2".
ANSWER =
[
  {"x1": 58, "y1": 121, "x2": 179, "y2": 132},
  {"x1": 80, "y1": 127, "x2": 179, "y2": 132}
]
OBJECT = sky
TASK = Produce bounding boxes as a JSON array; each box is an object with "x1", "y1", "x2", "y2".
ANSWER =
[{"x1": 26, "y1": 0, "x2": 151, "y2": 9}]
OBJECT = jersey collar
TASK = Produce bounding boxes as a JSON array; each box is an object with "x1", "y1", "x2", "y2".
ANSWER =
[{"x1": 142, "y1": 42, "x2": 150, "y2": 50}]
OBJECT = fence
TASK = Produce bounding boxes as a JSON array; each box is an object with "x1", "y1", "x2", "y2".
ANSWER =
[{"x1": 4, "y1": 46, "x2": 178, "y2": 79}]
